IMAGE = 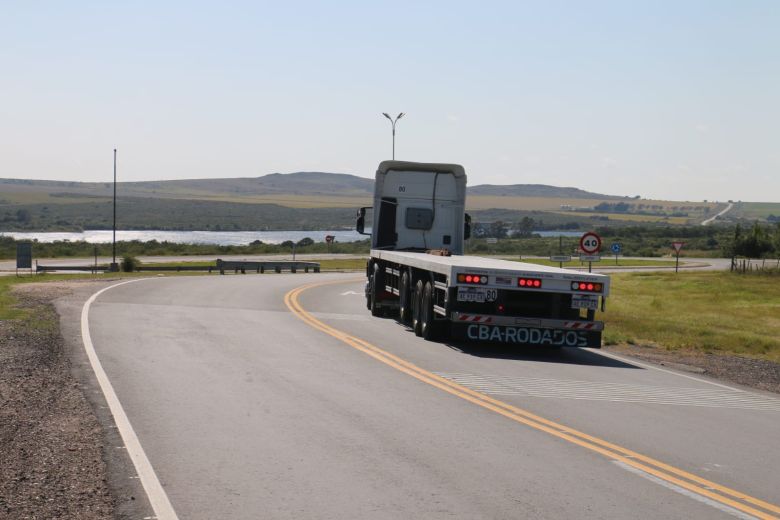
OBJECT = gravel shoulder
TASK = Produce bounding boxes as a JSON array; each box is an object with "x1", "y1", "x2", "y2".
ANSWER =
[
  {"x1": 605, "y1": 343, "x2": 780, "y2": 394},
  {"x1": 0, "y1": 280, "x2": 151, "y2": 520}
]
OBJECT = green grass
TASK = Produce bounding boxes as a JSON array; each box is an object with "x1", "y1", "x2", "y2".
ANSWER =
[
  {"x1": 317, "y1": 258, "x2": 367, "y2": 271},
  {"x1": 500, "y1": 257, "x2": 678, "y2": 268},
  {"x1": 603, "y1": 271, "x2": 780, "y2": 361},
  {"x1": 732, "y1": 202, "x2": 780, "y2": 220}
]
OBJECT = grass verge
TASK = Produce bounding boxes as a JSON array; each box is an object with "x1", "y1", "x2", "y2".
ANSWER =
[
  {"x1": 502, "y1": 257, "x2": 678, "y2": 268},
  {"x1": 603, "y1": 271, "x2": 780, "y2": 362}
]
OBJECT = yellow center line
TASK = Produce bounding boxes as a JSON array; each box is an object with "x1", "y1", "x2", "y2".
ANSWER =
[{"x1": 285, "y1": 278, "x2": 780, "y2": 519}]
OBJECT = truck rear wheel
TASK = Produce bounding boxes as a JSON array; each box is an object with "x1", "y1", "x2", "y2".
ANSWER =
[
  {"x1": 412, "y1": 279, "x2": 424, "y2": 336},
  {"x1": 398, "y1": 271, "x2": 411, "y2": 323},
  {"x1": 421, "y1": 281, "x2": 446, "y2": 341}
]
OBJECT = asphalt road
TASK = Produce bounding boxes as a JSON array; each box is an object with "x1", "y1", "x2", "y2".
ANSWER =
[{"x1": 85, "y1": 273, "x2": 780, "y2": 519}]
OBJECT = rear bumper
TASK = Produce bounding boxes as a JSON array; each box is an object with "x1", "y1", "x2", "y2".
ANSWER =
[{"x1": 449, "y1": 312, "x2": 603, "y2": 347}]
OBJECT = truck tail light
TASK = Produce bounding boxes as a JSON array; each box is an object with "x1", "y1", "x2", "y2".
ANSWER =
[
  {"x1": 458, "y1": 273, "x2": 488, "y2": 285},
  {"x1": 571, "y1": 281, "x2": 603, "y2": 293},
  {"x1": 518, "y1": 278, "x2": 542, "y2": 288}
]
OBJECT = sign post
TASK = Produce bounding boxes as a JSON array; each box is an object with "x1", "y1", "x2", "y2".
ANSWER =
[
  {"x1": 16, "y1": 242, "x2": 32, "y2": 277},
  {"x1": 325, "y1": 234, "x2": 335, "y2": 253},
  {"x1": 672, "y1": 241, "x2": 685, "y2": 273},
  {"x1": 579, "y1": 231, "x2": 602, "y2": 273},
  {"x1": 610, "y1": 242, "x2": 622, "y2": 265}
]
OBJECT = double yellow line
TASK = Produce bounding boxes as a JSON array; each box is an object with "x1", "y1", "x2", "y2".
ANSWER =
[{"x1": 285, "y1": 279, "x2": 779, "y2": 519}]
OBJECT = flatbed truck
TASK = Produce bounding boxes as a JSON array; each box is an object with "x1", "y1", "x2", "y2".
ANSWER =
[{"x1": 356, "y1": 161, "x2": 610, "y2": 347}]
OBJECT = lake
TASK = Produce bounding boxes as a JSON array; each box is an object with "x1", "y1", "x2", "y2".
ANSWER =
[{"x1": 2, "y1": 229, "x2": 583, "y2": 245}]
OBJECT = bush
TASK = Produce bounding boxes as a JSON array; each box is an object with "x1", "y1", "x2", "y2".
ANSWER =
[{"x1": 121, "y1": 255, "x2": 140, "y2": 272}]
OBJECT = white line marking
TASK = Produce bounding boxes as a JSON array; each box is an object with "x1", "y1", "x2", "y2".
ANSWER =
[
  {"x1": 588, "y1": 349, "x2": 757, "y2": 393},
  {"x1": 613, "y1": 461, "x2": 758, "y2": 520},
  {"x1": 81, "y1": 278, "x2": 179, "y2": 520}
]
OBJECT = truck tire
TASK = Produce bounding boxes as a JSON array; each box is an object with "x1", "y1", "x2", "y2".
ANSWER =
[
  {"x1": 398, "y1": 271, "x2": 411, "y2": 323},
  {"x1": 370, "y1": 270, "x2": 383, "y2": 317},
  {"x1": 421, "y1": 281, "x2": 446, "y2": 341},
  {"x1": 412, "y1": 279, "x2": 425, "y2": 336}
]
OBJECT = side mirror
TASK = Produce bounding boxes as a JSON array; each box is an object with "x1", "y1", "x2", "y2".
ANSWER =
[
  {"x1": 356, "y1": 207, "x2": 372, "y2": 235},
  {"x1": 464, "y1": 213, "x2": 472, "y2": 240}
]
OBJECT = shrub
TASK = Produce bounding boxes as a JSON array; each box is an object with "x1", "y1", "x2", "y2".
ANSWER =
[{"x1": 121, "y1": 255, "x2": 140, "y2": 272}]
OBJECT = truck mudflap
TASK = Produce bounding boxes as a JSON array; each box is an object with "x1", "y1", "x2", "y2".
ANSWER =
[{"x1": 450, "y1": 312, "x2": 603, "y2": 348}]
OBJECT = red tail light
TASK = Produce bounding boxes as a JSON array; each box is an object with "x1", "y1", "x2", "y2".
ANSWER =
[
  {"x1": 571, "y1": 281, "x2": 603, "y2": 293},
  {"x1": 458, "y1": 273, "x2": 489, "y2": 285},
  {"x1": 518, "y1": 278, "x2": 542, "y2": 288}
]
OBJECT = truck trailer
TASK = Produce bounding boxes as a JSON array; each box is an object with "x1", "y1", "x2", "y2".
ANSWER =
[{"x1": 356, "y1": 160, "x2": 610, "y2": 347}]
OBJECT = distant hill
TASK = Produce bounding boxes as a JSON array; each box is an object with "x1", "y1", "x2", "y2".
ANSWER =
[
  {"x1": 468, "y1": 183, "x2": 624, "y2": 200},
  {"x1": 126, "y1": 172, "x2": 375, "y2": 197},
  {"x1": 0, "y1": 173, "x2": 624, "y2": 200}
]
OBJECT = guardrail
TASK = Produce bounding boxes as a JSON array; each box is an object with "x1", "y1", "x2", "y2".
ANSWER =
[
  {"x1": 36, "y1": 265, "x2": 102, "y2": 273},
  {"x1": 214, "y1": 260, "x2": 320, "y2": 274},
  {"x1": 36, "y1": 260, "x2": 320, "y2": 274}
]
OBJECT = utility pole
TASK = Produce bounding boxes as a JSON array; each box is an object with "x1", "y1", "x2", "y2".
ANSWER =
[
  {"x1": 110, "y1": 148, "x2": 119, "y2": 272},
  {"x1": 382, "y1": 112, "x2": 405, "y2": 159}
]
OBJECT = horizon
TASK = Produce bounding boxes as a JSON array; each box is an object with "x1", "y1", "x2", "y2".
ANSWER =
[{"x1": 2, "y1": 2, "x2": 778, "y2": 202}]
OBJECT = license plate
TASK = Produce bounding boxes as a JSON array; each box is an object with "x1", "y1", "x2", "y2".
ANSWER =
[
  {"x1": 458, "y1": 286, "x2": 487, "y2": 302},
  {"x1": 571, "y1": 294, "x2": 599, "y2": 310}
]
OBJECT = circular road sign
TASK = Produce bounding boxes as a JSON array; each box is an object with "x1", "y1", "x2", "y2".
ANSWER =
[
  {"x1": 611, "y1": 242, "x2": 622, "y2": 254},
  {"x1": 580, "y1": 232, "x2": 602, "y2": 254}
]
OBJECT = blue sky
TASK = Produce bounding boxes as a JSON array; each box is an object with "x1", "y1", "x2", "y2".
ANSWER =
[{"x1": 1, "y1": 1, "x2": 778, "y2": 201}]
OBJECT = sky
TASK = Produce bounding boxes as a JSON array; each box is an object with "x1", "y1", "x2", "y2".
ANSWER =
[{"x1": 1, "y1": 1, "x2": 778, "y2": 202}]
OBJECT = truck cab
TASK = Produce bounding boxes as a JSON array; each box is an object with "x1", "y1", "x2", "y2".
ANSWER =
[{"x1": 360, "y1": 161, "x2": 467, "y2": 254}]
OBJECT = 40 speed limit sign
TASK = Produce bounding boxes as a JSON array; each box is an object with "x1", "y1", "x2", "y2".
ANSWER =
[{"x1": 579, "y1": 231, "x2": 602, "y2": 254}]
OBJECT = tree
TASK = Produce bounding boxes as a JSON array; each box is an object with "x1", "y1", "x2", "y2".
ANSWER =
[
  {"x1": 296, "y1": 237, "x2": 314, "y2": 247},
  {"x1": 488, "y1": 221, "x2": 508, "y2": 239},
  {"x1": 513, "y1": 217, "x2": 535, "y2": 237},
  {"x1": 733, "y1": 222, "x2": 773, "y2": 258}
]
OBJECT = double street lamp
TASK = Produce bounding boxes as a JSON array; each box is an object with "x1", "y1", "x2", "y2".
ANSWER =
[{"x1": 382, "y1": 112, "x2": 405, "y2": 160}]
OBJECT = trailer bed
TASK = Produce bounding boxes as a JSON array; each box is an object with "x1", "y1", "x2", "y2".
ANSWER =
[{"x1": 371, "y1": 249, "x2": 610, "y2": 294}]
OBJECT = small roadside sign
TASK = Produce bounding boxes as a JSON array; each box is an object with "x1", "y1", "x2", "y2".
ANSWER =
[
  {"x1": 486, "y1": 238, "x2": 498, "y2": 244},
  {"x1": 579, "y1": 254, "x2": 601, "y2": 262},
  {"x1": 550, "y1": 255, "x2": 571, "y2": 262},
  {"x1": 611, "y1": 242, "x2": 622, "y2": 265},
  {"x1": 579, "y1": 232, "x2": 601, "y2": 254},
  {"x1": 672, "y1": 242, "x2": 685, "y2": 273},
  {"x1": 16, "y1": 242, "x2": 32, "y2": 269}
]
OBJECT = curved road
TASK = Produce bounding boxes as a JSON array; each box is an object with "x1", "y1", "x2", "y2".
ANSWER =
[{"x1": 85, "y1": 274, "x2": 780, "y2": 519}]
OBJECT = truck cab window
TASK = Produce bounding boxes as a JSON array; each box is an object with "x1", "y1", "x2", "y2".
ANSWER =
[{"x1": 376, "y1": 197, "x2": 398, "y2": 248}]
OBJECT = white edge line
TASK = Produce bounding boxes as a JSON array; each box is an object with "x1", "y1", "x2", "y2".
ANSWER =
[
  {"x1": 587, "y1": 348, "x2": 753, "y2": 393},
  {"x1": 612, "y1": 461, "x2": 758, "y2": 520},
  {"x1": 81, "y1": 278, "x2": 179, "y2": 520}
]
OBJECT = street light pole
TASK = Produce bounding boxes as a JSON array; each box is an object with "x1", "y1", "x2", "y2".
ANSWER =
[{"x1": 382, "y1": 112, "x2": 405, "y2": 159}]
